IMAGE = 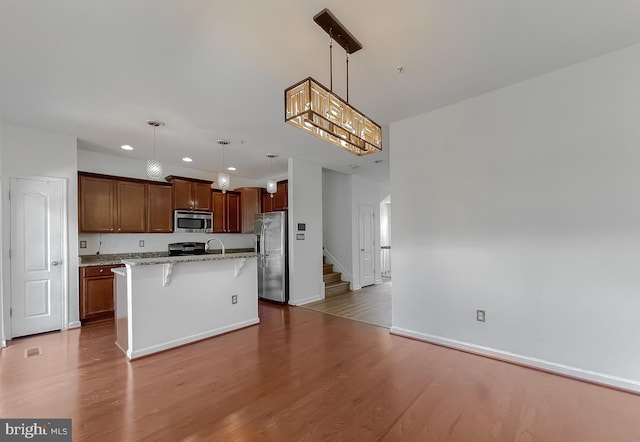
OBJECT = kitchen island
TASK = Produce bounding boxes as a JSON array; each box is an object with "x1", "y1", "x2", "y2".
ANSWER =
[{"x1": 112, "y1": 252, "x2": 259, "y2": 360}]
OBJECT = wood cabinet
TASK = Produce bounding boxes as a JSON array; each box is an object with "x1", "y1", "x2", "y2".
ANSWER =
[
  {"x1": 274, "y1": 181, "x2": 288, "y2": 210},
  {"x1": 79, "y1": 175, "x2": 116, "y2": 232},
  {"x1": 78, "y1": 172, "x2": 174, "y2": 233},
  {"x1": 115, "y1": 180, "x2": 146, "y2": 232},
  {"x1": 262, "y1": 180, "x2": 288, "y2": 213},
  {"x1": 236, "y1": 187, "x2": 262, "y2": 233},
  {"x1": 166, "y1": 176, "x2": 213, "y2": 211},
  {"x1": 80, "y1": 264, "x2": 122, "y2": 323},
  {"x1": 147, "y1": 183, "x2": 173, "y2": 232},
  {"x1": 212, "y1": 190, "x2": 241, "y2": 233}
]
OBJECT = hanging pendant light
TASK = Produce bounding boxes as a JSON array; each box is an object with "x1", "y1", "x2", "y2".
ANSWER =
[
  {"x1": 146, "y1": 120, "x2": 165, "y2": 179},
  {"x1": 217, "y1": 139, "x2": 231, "y2": 193},
  {"x1": 284, "y1": 9, "x2": 382, "y2": 156},
  {"x1": 266, "y1": 154, "x2": 278, "y2": 198}
]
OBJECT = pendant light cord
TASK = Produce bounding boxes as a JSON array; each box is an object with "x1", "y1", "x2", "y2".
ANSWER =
[
  {"x1": 329, "y1": 28, "x2": 333, "y2": 91},
  {"x1": 153, "y1": 126, "x2": 157, "y2": 159},
  {"x1": 346, "y1": 49, "x2": 349, "y2": 103}
]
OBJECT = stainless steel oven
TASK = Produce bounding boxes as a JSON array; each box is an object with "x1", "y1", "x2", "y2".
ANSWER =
[{"x1": 173, "y1": 210, "x2": 213, "y2": 233}]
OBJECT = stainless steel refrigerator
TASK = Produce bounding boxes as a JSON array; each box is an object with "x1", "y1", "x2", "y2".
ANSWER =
[{"x1": 255, "y1": 211, "x2": 289, "y2": 303}]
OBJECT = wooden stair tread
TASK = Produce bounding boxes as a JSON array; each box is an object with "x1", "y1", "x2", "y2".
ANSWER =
[{"x1": 323, "y1": 256, "x2": 350, "y2": 297}]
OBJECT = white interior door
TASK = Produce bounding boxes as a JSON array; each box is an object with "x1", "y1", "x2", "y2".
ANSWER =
[
  {"x1": 10, "y1": 177, "x2": 64, "y2": 337},
  {"x1": 359, "y1": 204, "x2": 375, "y2": 287}
]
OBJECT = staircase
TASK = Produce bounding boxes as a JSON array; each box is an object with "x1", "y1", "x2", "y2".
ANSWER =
[{"x1": 323, "y1": 257, "x2": 350, "y2": 297}]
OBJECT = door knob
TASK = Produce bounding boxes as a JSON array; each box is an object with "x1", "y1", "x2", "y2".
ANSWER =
[
  {"x1": 51, "y1": 261, "x2": 60, "y2": 266},
  {"x1": 361, "y1": 249, "x2": 364, "y2": 251}
]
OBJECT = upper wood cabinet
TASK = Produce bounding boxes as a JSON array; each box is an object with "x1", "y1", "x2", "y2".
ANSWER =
[
  {"x1": 146, "y1": 183, "x2": 173, "y2": 233},
  {"x1": 274, "y1": 181, "x2": 288, "y2": 211},
  {"x1": 212, "y1": 190, "x2": 241, "y2": 233},
  {"x1": 236, "y1": 187, "x2": 262, "y2": 233},
  {"x1": 78, "y1": 172, "x2": 173, "y2": 233},
  {"x1": 262, "y1": 192, "x2": 274, "y2": 214},
  {"x1": 262, "y1": 180, "x2": 288, "y2": 213},
  {"x1": 79, "y1": 175, "x2": 116, "y2": 232},
  {"x1": 115, "y1": 180, "x2": 146, "y2": 232},
  {"x1": 166, "y1": 176, "x2": 212, "y2": 211}
]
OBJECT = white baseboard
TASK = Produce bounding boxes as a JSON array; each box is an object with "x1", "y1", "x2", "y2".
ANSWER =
[
  {"x1": 128, "y1": 318, "x2": 260, "y2": 360},
  {"x1": 390, "y1": 326, "x2": 640, "y2": 394},
  {"x1": 67, "y1": 321, "x2": 82, "y2": 329},
  {"x1": 290, "y1": 294, "x2": 324, "y2": 306},
  {"x1": 0, "y1": 340, "x2": 6, "y2": 349}
]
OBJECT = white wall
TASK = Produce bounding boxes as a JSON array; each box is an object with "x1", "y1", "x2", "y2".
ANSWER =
[
  {"x1": 78, "y1": 149, "x2": 263, "y2": 189},
  {"x1": 390, "y1": 43, "x2": 640, "y2": 392},
  {"x1": 1, "y1": 123, "x2": 80, "y2": 334},
  {"x1": 322, "y1": 170, "x2": 384, "y2": 289},
  {"x1": 351, "y1": 175, "x2": 383, "y2": 288},
  {"x1": 77, "y1": 149, "x2": 255, "y2": 252},
  {"x1": 288, "y1": 158, "x2": 323, "y2": 305},
  {"x1": 78, "y1": 232, "x2": 254, "y2": 255},
  {"x1": 322, "y1": 169, "x2": 353, "y2": 282}
]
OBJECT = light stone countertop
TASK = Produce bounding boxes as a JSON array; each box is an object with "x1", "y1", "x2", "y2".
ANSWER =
[
  {"x1": 79, "y1": 248, "x2": 254, "y2": 267},
  {"x1": 120, "y1": 252, "x2": 259, "y2": 266}
]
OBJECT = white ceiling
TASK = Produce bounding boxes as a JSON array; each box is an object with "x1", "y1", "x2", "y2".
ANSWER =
[{"x1": 2, "y1": 0, "x2": 640, "y2": 184}]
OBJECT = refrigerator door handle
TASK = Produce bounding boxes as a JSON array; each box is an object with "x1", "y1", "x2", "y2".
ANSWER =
[{"x1": 260, "y1": 224, "x2": 266, "y2": 257}]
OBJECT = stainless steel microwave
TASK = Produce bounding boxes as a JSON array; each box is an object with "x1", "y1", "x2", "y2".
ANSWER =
[{"x1": 173, "y1": 210, "x2": 213, "y2": 233}]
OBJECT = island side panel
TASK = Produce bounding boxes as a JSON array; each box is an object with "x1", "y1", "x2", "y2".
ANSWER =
[
  {"x1": 127, "y1": 257, "x2": 259, "y2": 359},
  {"x1": 112, "y1": 268, "x2": 129, "y2": 356}
]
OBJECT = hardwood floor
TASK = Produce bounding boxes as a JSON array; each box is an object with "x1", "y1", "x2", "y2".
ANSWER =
[
  {"x1": 301, "y1": 279, "x2": 392, "y2": 328},
  {"x1": 2, "y1": 302, "x2": 640, "y2": 441}
]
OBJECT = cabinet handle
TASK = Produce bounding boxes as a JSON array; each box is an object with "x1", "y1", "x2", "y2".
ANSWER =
[{"x1": 99, "y1": 269, "x2": 104, "y2": 272}]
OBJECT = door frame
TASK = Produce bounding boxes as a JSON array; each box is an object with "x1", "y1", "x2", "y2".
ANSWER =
[{"x1": 3, "y1": 175, "x2": 70, "y2": 340}]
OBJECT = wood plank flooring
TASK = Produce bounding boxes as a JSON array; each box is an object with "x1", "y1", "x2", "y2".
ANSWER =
[
  {"x1": 2, "y1": 302, "x2": 640, "y2": 441},
  {"x1": 301, "y1": 279, "x2": 392, "y2": 328}
]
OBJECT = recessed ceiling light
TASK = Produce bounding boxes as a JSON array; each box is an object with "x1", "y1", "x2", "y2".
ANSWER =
[
  {"x1": 121, "y1": 145, "x2": 133, "y2": 151},
  {"x1": 227, "y1": 166, "x2": 236, "y2": 171},
  {"x1": 349, "y1": 164, "x2": 360, "y2": 169},
  {"x1": 182, "y1": 157, "x2": 193, "y2": 162}
]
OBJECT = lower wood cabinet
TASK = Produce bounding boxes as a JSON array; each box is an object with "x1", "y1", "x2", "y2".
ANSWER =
[{"x1": 80, "y1": 264, "x2": 123, "y2": 323}]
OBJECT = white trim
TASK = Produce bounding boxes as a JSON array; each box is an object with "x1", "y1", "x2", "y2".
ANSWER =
[
  {"x1": 289, "y1": 294, "x2": 323, "y2": 306},
  {"x1": 390, "y1": 326, "x2": 640, "y2": 394},
  {"x1": 1, "y1": 340, "x2": 6, "y2": 349},
  {"x1": 127, "y1": 318, "x2": 260, "y2": 360},
  {"x1": 67, "y1": 321, "x2": 81, "y2": 329}
]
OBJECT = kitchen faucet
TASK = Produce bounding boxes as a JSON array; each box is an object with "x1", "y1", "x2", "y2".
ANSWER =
[{"x1": 205, "y1": 237, "x2": 225, "y2": 256}]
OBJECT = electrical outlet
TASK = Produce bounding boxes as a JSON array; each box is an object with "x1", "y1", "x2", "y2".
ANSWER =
[
  {"x1": 139, "y1": 240, "x2": 145, "y2": 247},
  {"x1": 79, "y1": 240, "x2": 87, "y2": 249},
  {"x1": 476, "y1": 309, "x2": 486, "y2": 322},
  {"x1": 232, "y1": 295, "x2": 238, "y2": 305}
]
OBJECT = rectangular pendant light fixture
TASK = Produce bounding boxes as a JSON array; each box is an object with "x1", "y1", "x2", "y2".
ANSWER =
[
  {"x1": 284, "y1": 9, "x2": 382, "y2": 156},
  {"x1": 285, "y1": 77, "x2": 382, "y2": 155}
]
